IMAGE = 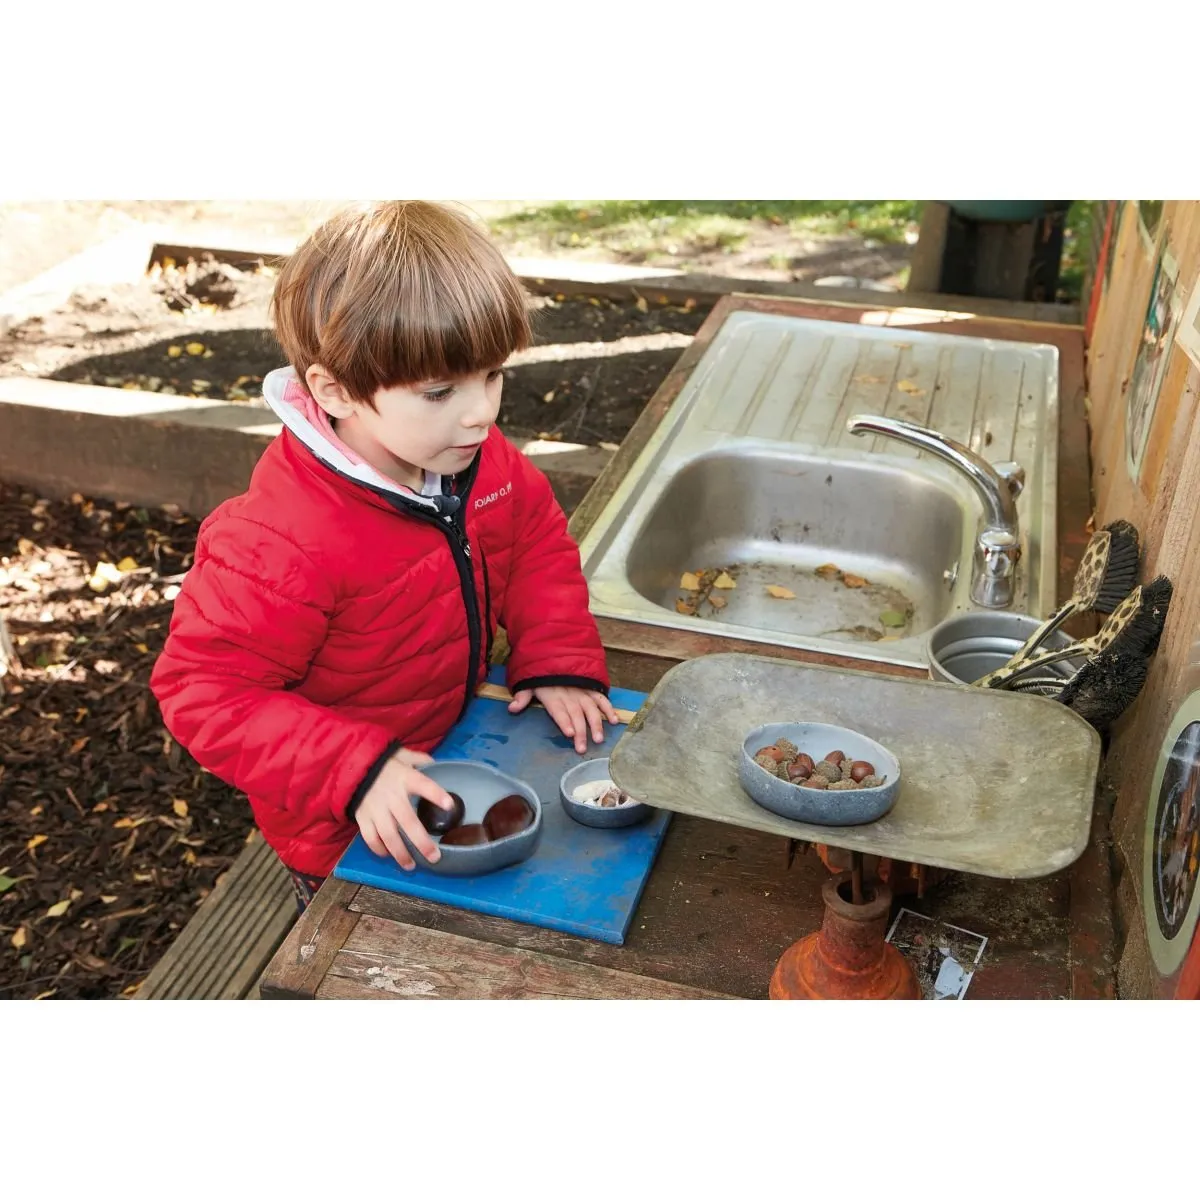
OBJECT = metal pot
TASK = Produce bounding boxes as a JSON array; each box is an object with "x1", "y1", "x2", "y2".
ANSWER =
[{"x1": 926, "y1": 610, "x2": 1085, "y2": 686}]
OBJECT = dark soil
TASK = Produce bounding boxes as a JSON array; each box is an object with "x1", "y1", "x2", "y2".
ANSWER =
[
  {"x1": 0, "y1": 257, "x2": 713, "y2": 447},
  {"x1": 0, "y1": 484, "x2": 254, "y2": 999}
]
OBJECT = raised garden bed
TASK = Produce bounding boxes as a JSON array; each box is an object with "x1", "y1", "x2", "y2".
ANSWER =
[{"x1": 0, "y1": 255, "x2": 713, "y2": 450}]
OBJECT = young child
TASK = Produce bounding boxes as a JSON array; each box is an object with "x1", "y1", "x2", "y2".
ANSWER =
[{"x1": 150, "y1": 200, "x2": 615, "y2": 909}]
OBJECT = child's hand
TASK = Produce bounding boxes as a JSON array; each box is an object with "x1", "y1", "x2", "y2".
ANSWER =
[
  {"x1": 355, "y1": 749, "x2": 455, "y2": 870},
  {"x1": 508, "y1": 686, "x2": 617, "y2": 754}
]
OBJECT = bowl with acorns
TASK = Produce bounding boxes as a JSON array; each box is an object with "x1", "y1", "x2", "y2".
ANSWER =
[{"x1": 739, "y1": 722, "x2": 900, "y2": 826}]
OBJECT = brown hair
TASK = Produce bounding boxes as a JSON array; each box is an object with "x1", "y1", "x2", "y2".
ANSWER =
[{"x1": 271, "y1": 200, "x2": 532, "y2": 406}]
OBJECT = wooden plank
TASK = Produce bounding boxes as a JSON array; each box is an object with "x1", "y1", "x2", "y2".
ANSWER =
[
  {"x1": 906, "y1": 202, "x2": 951, "y2": 294},
  {"x1": 475, "y1": 681, "x2": 638, "y2": 722},
  {"x1": 317, "y1": 917, "x2": 731, "y2": 999},
  {"x1": 137, "y1": 833, "x2": 295, "y2": 1000},
  {"x1": 347, "y1": 814, "x2": 831, "y2": 999},
  {"x1": 257, "y1": 875, "x2": 361, "y2": 999}
]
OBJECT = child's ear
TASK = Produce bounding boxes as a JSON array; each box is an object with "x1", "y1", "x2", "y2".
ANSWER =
[{"x1": 306, "y1": 364, "x2": 357, "y2": 419}]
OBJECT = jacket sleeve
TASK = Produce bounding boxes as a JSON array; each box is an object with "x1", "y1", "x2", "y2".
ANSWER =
[
  {"x1": 149, "y1": 512, "x2": 397, "y2": 823},
  {"x1": 500, "y1": 449, "x2": 610, "y2": 696}
]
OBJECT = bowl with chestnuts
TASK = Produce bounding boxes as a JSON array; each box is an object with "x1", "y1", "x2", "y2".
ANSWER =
[
  {"x1": 559, "y1": 757, "x2": 653, "y2": 829},
  {"x1": 739, "y1": 722, "x2": 901, "y2": 826},
  {"x1": 399, "y1": 760, "x2": 543, "y2": 876}
]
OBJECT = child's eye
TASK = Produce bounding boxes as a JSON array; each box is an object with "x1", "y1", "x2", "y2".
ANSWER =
[
  {"x1": 423, "y1": 386, "x2": 455, "y2": 403},
  {"x1": 487, "y1": 368, "x2": 505, "y2": 383}
]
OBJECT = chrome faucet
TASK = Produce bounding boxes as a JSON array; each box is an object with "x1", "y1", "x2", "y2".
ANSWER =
[{"x1": 845, "y1": 414, "x2": 1025, "y2": 609}]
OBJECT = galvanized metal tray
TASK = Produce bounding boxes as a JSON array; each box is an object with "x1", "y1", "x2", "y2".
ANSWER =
[{"x1": 608, "y1": 653, "x2": 1102, "y2": 879}]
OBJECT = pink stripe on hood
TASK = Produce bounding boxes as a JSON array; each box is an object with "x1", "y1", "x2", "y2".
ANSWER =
[{"x1": 283, "y1": 377, "x2": 368, "y2": 466}]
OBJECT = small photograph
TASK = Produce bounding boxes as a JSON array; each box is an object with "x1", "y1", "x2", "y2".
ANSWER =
[
  {"x1": 885, "y1": 908, "x2": 987, "y2": 999},
  {"x1": 1126, "y1": 249, "x2": 1180, "y2": 482}
]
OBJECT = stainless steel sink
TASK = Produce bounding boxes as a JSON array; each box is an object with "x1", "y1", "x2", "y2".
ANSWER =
[{"x1": 580, "y1": 311, "x2": 1060, "y2": 669}]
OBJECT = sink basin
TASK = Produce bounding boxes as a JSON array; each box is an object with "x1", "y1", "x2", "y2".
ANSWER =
[
  {"x1": 621, "y1": 447, "x2": 969, "y2": 643},
  {"x1": 580, "y1": 311, "x2": 1060, "y2": 669}
]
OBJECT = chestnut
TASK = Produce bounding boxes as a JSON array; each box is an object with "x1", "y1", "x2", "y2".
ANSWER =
[
  {"x1": 823, "y1": 750, "x2": 846, "y2": 768},
  {"x1": 417, "y1": 791, "x2": 465, "y2": 835},
  {"x1": 849, "y1": 761, "x2": 876, "y2": 784},
  {"x1": 794, "y1": 752, "x2": 815, "y2": 775},
  {"x1": 786, "y1": 759, "x2": 812, "y2": 782},
  {"x1": 483, "y1": 793, "x2": 535, "y2": 841},
  {"x1": 439, "y1": 823, "x2": 490, "y2": 846}
]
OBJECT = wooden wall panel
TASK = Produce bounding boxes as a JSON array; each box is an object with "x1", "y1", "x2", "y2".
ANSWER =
[{"x1": 1085, "y1": 201, "x2": 1200, "y2": 997}]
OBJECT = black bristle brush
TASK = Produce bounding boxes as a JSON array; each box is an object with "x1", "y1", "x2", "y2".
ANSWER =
[
  {"x1": 1057, "y1": 646, "x2": 1152, "y2": 732},
  {"x1": 986, "y1": 575, "x2": 1173, "y2": 689}
]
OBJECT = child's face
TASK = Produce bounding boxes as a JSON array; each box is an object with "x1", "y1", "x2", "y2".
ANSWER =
[{"x1": 310, "y1": 365, "x2": 504, "y2": 486}]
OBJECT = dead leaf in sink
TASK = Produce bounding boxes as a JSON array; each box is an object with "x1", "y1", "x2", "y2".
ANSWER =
[
  {"x1": 679, "y1": 571, "x2": 701, "y2": 591},
  {"x1": 766, "y1": 585, "x2": 796, "y2": 600},
  {"x1": 879, "y1": 609, "x2": 909, "y2": 628},
  {"x1": 815, "y1": 563, "x2": 842, "y2": 579},
  {"x1": 897, "y1": 379, "x2": 925, "y2": 396},
  {"x1": 708, "y1": 594, "x2": 728, "y2": 610},
  {"x1": 842, "y1": 573, "x2": 868, "y2": 588},
  {"x1": 712, "y1": 572, "x2": 737, "y2": 590},
  {"x1": 675, "y1": 598, "x2": 699, "y2": 616},
  {"x1": 854, "y1": 374, "x2": 889, "y2": 384}
]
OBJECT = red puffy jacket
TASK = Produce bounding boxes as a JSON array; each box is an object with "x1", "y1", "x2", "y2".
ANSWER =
[{"x1": 150, "y1": 373, "x2": 608, "y2": 875}]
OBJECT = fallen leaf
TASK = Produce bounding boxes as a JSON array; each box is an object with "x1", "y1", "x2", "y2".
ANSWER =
[
  {"x1": 853, "y1": 374, "x2": 889, "y2": 384},
  {"x1": 46, "y1": 899, "x2": 71, "y2": 918},
  {"x1": 87, "y1": 560, "x2": 124, "y2": 593},
  {"x1": 843, "y1": 574, "x2": 868, "y2": 588},
  {"x1": 708, "y1": 594, "x2": 728, "y2": 610},
  {"x1": 30, "y1": 804, "x2": 43, "y2": 817},
  {"x1": 542, "y1": 390, "x2": 556, "y2": 403},
  {"x1": 182, "y1": 849, "x2": 197, "y2": 866},
  {"x1": 11, "y1": 927, "x2": 27, "y2": 949},
  {"x1": 897, "y1": 379, "x2": 925, "y2": 396},
  {"x1": 17, "y1": 536, "x2": 37, "y2": 556},
  {"x1": 112, "y1": 817, "x2": 146, "y2": 829},
  {"x1": 92, "y1": 802, "x2": 109, "y2": 813},
  {"x1": 34, "y1": 989, "x2": 57, "y2": 1001},
  {"x1": 70, "y1": 737, "x2": 89, "y2": 754},
  {"x1": 26, "y1": 834, "x2": 47, "y2": 852},
  {"x1": 679, "y1": 571, "x2": 701, "y2": 591},
  {"x1": 675, "y1": 598, "x2": 699, "y2": 616},
  {"x1": 879, "y1": 610, "x2": 909, "y2": 628},
  {"x1": 0, "y1": 874, "x2": 17, "y2": 893},
  {"x1": 815, "y1": 563, "x2": 842, "y2": 579},
  {"x1": 166, "y1": 345, "x2": 183, "y2": 358},
  {"x1": 185, "y1": 342, "x2": 206, "y2": 356},
  {"x1": 133, "y1": 643, "x2": 149, "y2": 654},
  {"x1": 173, "y1": 798, "x2": 189, "y2": 818},
  {"x1": 635, "y1": 294, "x2": 649, "y2": 313},
  {"x1": 766, "y1": 585, "x2": 797, "y2": 600},
  {"x1": 712, "y1": 572, "x2": 737, "y2": 590},
  {"x1": 69, "y1": 888, "x2": 83, "y2": 902},
  {"x1": 117, "y1": 936, "x2": 139, "y2": 954},
  {"x1": 116, "y1": 556, "x2": 139, "y2": 572}
]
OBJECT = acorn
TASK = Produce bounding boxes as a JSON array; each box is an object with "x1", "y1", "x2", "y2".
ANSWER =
[
  {"x1": 849, "y1": 760, "x2": 876, "y2": 784},
  {"x1": 773, "y1": 738, "x2": 799, "y2": 762},
  {"x1": 823, "y1": 750, "x2": 847, "y2": 768},
  {"x1": 827, "y1": 779, "x2": 857, "y2": 791},
  {"x1": 793, "y1": 753, "x2": 816, "y2": 776},
  {"x1": 754, "y1": 751, "x2": 781, "y2": 774},
  {"x1": 756, "y1": 746, "x2": 784, "y2": 763},
  {"x1": 813, "y1": 761, "x2": 843, "y2": 784},
  {"x1": 801, "y1": 775, "x2": 829, "y2": 790},
  {"x1": 859, "y1": 775, "x2": 885, "y2": 788},
  {"x1": 786, "y1": 759, "x2": 812, "y2": 782}
]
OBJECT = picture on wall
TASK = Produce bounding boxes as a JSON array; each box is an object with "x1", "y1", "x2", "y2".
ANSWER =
[
  {"x1": 1126, "y1": 249, "x2": 1180, "y2": 483},
  {"x1": 1177, "y1": 271, "x2": 1200, "y2": 373}
]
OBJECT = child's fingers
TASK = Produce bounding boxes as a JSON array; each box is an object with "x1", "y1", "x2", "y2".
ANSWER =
[
  {"x1": 397, "y1": 748, "x2": 434, "y2": 768},
  {"x1": 360, "y1": 820, "x2": 390, "y2": 861},
  {"x1": 581, "y1": 696, "x2": 606, "y2": 744},
  {"x1": 508, "y1": 689, "x2": 534, "y2": 714},
  {"x1": 394, "y1": 786, "x2": 444, "y2": 863},
  {"x1": 595, "y1": 693, "x2": 619, "y2": 724},
  {"x1": 369, "y1": 817, "x2": 417, "y2": 871},
  {"x1": 563, "y1": 696, "x2": 588, "y2": 753}
]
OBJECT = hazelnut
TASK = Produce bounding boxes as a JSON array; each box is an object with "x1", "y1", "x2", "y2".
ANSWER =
[
  {"x1": 824, "y1": 750, "x2": 846, "y2": 768},
  {"x1": 850, "y1": 760, "x2": 876, "y2": 783},
  {"x1": 786, "y1": 759, "x2": 812, "y2": 782}
]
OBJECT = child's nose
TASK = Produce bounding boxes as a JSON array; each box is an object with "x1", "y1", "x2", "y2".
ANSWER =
[{"x1": 463, "y1": 383, "x2": 498, "y2": 428}]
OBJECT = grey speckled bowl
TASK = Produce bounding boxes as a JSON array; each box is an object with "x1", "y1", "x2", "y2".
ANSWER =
[
  {"x1": 398, "y1": 761, "x2": 543, "y2": 876},
  {"x1": 739, "y1": 722, "x2": 900, "y2": 827},
  {"x1": 560, "y1": 757, "x2": 653, "y2": 828}
]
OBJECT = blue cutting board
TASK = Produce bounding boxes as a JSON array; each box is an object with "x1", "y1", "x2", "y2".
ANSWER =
[{"x1": 332, "y1": 668, "x2": 670, "y2": 944}]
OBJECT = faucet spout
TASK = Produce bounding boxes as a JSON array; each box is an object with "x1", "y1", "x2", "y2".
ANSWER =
[{"x1": 846, "y1": 414, "x2": 1022, "y2": 609}]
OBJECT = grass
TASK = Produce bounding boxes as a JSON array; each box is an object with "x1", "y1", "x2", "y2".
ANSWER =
[
  {"x1": 488, "y1": 199, "x2": 1097, "y2": 302},
  {"x1": 489, "y1": 200, "x2": 923, "y2": 265}
]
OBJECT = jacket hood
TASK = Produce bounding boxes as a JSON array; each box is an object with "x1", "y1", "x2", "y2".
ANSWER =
[{"x1": 261, "y1": 366, "x2": 441, "y2": 510}]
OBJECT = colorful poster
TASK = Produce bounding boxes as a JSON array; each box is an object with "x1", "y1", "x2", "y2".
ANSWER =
[{"x1": 1126, "y1": 248, "x2": 1180, "y2": 482}]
